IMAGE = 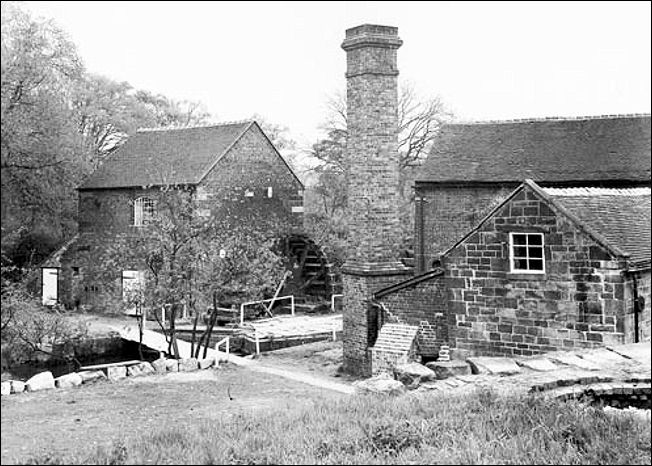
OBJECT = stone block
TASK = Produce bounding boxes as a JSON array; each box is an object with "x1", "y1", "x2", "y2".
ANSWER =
[
  {"x1": 55, "y1": 373, "x2": 83, "y2": 389},
  {"x1": 127, "y1": 364, "x2": 143, "y2": 377},
  {"x1": 1, "y1": 382, "x2": 10, "y2": 396},
  {"x1": 138, "y1": 362, "x2": 155, "y2": 375},
  {"x1": 353, "y1": 373, "x2": 406, "y2": 396},
  {"x1": 25, "y1": 371, "x2": 55, "y2": 392},
  {"x1": 152, "y1": 358, "x2": 167, "y2": 373},
  {"x1": 548, "y1": 353, "x2": 600, "y2": 371},
  {"x1": 426, "y1": 360, "x2": 472, "y2": 379},
  {"x1": 393, "y1": 362, "x2": 436, "y2": 388},
  {"x1": 106, "y1": 366, "x2": 127, "y2": 381},
  {"x1": 78, "y1": 370, "x2": 106, "y2": 384},
  {"x1": 10, "y1": 380, "x2": 26, "y2": 394},
  {"x1": 165, "y1": 359, "x2": 179, "y2": 372},
  {"x1": 198, "y1": 357, "x2": 214, "y2": 370},
  {"x1": 516, "y1": 358, "x2": 558, "y2": 372},
  {"x1": 179, "y1": 358, "x2": 198, "y2": 372},
  {"x1": 466, "y1": 357, "x2": 521, "y2": 375}
]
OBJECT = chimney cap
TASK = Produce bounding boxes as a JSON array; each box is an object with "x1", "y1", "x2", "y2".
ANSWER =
[{"x1": 342, "y1": 24, "x2": 402, "y2": 51}]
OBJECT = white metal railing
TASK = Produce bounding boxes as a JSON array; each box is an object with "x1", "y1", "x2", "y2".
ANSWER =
[
  {"x1": 240, "y1": 295, "x2": 294, "y2": 325},
  {"x1": 214, "y1": 336, "x2": 230, "y2": 362},
  {"x1": 331, "y1": 294, "x2": 343, "y2": 313}
]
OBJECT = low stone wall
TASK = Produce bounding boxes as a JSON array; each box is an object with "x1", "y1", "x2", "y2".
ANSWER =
[{"x1": 0, "y1": 354, "x2": 226, "y2": 397}]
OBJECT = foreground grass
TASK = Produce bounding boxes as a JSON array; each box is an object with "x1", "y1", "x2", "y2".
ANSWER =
[{"x1": 27, "y1": 388, "x2": 651, "y2": 465}]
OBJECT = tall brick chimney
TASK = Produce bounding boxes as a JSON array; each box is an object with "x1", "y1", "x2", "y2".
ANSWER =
[{"x1": 341, "y1": 24, "x2": 409, "y2": 376}]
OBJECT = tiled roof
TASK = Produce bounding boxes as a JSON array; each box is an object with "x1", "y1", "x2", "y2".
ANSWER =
[
  {"x1": 417, "y1": 114, "x2": 651, "y2": 184},
  {"x1": 80, "y1": 121, "x2": 252, "y2": 189},
  {"x1": 542, "y1": 186, "x2": 651, "y2": 265}
]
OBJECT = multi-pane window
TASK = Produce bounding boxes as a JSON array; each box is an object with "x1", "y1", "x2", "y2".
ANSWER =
[
  {"x1": 510, "y1": 232, "x2": 544, "y2": 273},
  {"x1": 133, "y1": 197, "x2": 155, "y2": 226}
]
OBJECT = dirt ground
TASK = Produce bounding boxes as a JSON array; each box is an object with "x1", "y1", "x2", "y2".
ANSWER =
[{"x1": 0, "y1": 363, "x2": 342, "y2": 464}]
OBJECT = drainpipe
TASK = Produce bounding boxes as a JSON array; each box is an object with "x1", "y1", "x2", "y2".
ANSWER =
[{"x1": 630, "y1": 272, "x2": 640, "y2": 343}]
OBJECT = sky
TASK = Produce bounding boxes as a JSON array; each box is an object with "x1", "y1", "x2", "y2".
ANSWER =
[{"x1": 24, "y1": 1, "x2": 652, "y2": 150}]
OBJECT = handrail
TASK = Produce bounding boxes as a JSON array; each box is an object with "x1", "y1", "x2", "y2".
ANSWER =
[
  {"x1": 214, "y1": 336, "x2": 230, "y2": 362},
  {"x1": 240, "y1": 295, "x2": 295, "y2": 325},
  {"x1": 331, "y1": 294, "x2": 343, "y2": 313}
]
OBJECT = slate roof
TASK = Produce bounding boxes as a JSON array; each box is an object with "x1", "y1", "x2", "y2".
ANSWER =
[
  {"x1": 542, "y1": 186, "x2": 651, "y2": 265},
  {"x1": 417, "y1": 114, "x2": 651, "y2": 184},
  {"x1": 80, "y1": 121, "x2": 252, "y2": 189}
]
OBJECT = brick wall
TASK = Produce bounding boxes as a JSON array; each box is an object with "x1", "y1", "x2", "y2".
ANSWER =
[
  {"x1": 376, "y1": 273, "x2": 448, "y2": 357},
  {"x1": 444, "y1": 185, "x2": 627, "y2": 356},
  {"x1": 415, "y1": 183, "x2": 515, "y2": 271}
]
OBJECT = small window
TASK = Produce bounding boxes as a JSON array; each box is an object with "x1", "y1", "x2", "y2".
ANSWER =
[
  {"x1": 134, "y1": 197, "x2": 156, "y2": 226},
  {"x1": 72, "y1": 267, "x2": 80, "y2": 276},
  {"x1": 267, "y1": 186, "x2": 273, "y2": 198},
  {"x1": 244, "y1": 189, "x2": 254, "y2": 198},
  {"x1": 510, "y1": 232, "x2": 545, "y2": 273}
]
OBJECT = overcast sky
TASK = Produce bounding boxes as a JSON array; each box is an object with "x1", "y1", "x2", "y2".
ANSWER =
[{"x1": 25, "y1": 1, "x2": 652, "y2": 149}]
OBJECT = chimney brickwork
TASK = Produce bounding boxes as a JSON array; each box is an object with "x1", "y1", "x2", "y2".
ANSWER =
[{"x1": 341, "y1": 24, "x2": 410, "y2": 376}]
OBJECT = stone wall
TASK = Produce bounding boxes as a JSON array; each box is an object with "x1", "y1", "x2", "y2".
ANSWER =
[
  {"x1": 415, "y1": 183, "x2": 515, "y2": 271},
  {"x1": 625, "y1": 269, "x2": 651, "y2": 342},
  {"x1": 444, "y1": 185, "x2": 627, "y2": 356}
]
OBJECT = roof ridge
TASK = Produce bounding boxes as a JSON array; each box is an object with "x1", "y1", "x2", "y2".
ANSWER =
[
  {"x1": 137, "y1": 119, "x2": 253, "y2": 133},
  {"x1": 448, "y1": 113, "x2": 652, "y2": 126}
]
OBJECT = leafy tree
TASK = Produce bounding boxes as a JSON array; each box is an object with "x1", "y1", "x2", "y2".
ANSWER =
[{"x1": 98, "y1": 186, "x2": 286, "y2": 359}]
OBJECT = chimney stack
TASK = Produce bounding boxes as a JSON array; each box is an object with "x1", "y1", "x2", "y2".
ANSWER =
[{"x1": 341, "y1": 24, "x2": 409, "y2": 376}]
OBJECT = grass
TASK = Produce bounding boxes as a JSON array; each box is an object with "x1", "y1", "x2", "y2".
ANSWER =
[{"x1": 25, "y1": 387, "x2": 651, "y2": 465}]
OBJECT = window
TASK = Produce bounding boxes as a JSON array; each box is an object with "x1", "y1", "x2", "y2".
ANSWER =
[
  {"x1": 134, "y1": 197, "x2": 155, "y2": 226},
  {"x1": 509, "y1": 232, "x2": 544, "y2": 273},
  {"x1": 267, "y1": 186, "x2": 273, "y2": 198},
  {"x1": 72, "y1": 267, "x2": 80, "y2": 276}
]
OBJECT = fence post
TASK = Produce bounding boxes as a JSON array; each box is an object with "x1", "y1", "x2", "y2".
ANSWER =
[
  {"x1": 332, "y1": 322, "x2": 337, "y2": 342},
  {"x1": 291, "y1": 295, "x2": 295, "y2": 317},
  {"x1": 240, "y1": 303, "x2": 245, "y2": 326},
  {"x1": 255, "y1": 332, "x2": 260, "y2": 355},
  {"x1": 161, "y1": 306, "x2": 165, "y2": 326}
]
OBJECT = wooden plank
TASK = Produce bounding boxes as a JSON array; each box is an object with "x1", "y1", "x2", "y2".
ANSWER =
[{"x1": 80, "y1": 360, "x2": 141, "y2": 371}]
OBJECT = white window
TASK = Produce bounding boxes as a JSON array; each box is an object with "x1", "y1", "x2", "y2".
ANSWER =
[
  {"x1": 244, "y1": 189, "x2": 254, "y2": 198},
  {"x1": 134, "y1": 197, "x2": 156, "y2": 226},
  {"x1": 509, "y1": 232, "x2": 545, "y2": 273},
  {"x1": 267, "y1": 186, "x2": 273, "y2": 198},
  {"x1": 122, "y1": 270, "x2": 145, "y2": 311}
]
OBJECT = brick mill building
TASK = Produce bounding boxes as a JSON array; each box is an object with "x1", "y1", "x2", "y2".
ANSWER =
[
  {"x1": 40, "y1": 121, "x2": 333, "y2": 309},
  {"x1": 339, "y1": 24, "x2": 651, "y2": 376}
]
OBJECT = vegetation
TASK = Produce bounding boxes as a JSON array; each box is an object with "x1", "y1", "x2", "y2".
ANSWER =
[{"x1": 23, "y1": 388, "x2": 651, "y2": 465}]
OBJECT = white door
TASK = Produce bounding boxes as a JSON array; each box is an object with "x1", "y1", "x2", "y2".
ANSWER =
[
  {"x1": 122, "y1": 270, "x2": 144, "y2": 314},
  {"x1": 42, "y1": 268, "x2": 59, "y2": 305}
]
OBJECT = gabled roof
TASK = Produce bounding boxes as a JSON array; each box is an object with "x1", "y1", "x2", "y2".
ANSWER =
[
  {"x1": 80, "y1": 121, "x2": 253, "y2": 189},
  {"x1": 542, "y1": 186, "x2": 651, "y2": 265},
  {"x1": 417, "y1": 114, "x2": 651, "y2": 184},
  {"x1": 441, "y1": 180, "x2": 651, "y2": 268}
]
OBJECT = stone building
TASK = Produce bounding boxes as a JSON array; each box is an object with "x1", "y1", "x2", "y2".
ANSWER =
[
  {"x1": 414, "y1": 114, "x2": 651, "y2": 272},
  {"x1": 374, "y1": 180, "x2": 650, "y2": 367},
  {"x1": 338, "y1": 24, "x2": 651, "y2": 376},
  {"x1": 41, "y1": 121, "x2": 310, "y2": 309}
]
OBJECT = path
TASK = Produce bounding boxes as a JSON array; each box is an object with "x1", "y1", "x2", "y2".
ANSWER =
[{"x1": 114, "y1": 324, "x2": 355, "y2": 394}]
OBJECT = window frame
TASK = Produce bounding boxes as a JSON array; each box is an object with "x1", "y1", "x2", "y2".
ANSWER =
[
  {"x1": 133, "y1": 196, "x2": 156, "y2": 227},
  {"x1": 509, "y1": 232, "x2": 545, "y2": 274}
]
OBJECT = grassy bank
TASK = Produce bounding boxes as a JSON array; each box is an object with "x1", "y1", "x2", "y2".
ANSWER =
[{"x1": 27, "y1": 387, "x2": 650, "y2": 465}]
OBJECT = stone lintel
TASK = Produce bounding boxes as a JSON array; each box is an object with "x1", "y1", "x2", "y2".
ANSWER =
[{"x1": 342, "y1": 261, "x2": 411, "y2": 276}]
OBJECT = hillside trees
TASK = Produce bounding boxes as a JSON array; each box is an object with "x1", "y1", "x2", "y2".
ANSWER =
[{"x1": 1, "y1": 2, "x2": 212, "y2": 270}]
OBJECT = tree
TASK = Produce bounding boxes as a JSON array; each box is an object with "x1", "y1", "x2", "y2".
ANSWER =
[
  {"x1": 1, "y1": 2, "x2": 85, "y2": 245},
  {"x1": 99, "y1": 185, "x2": 286, "y2": 359}
]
